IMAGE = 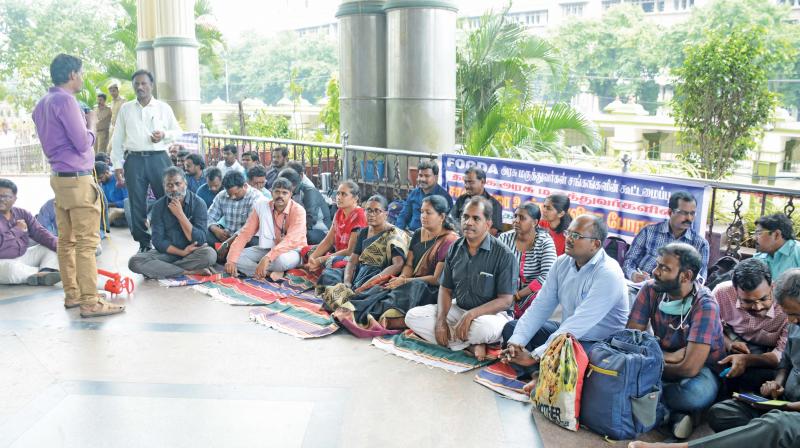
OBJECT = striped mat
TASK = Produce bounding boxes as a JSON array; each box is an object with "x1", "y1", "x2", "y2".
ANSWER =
[
  {"x1": 474, "y1": 362, "x2": 531, "y2": 402},
  {"x1": 192, "y1": 277, "x2": 339, "y2": 339},
  {"x1": 283, "y1": 268, "x2": 319, "y2": 291},
  {"x1": 158, "y1": 273, "x2": 226, "y2": 287},
  {"x1": 371, "y1": 330, "x2": 496, "y2": 374}
]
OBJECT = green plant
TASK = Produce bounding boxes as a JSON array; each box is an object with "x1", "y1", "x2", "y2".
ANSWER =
[
  {"x1": 319, "y1": 75, "x2": 340, "y2": 142},
  {"x1": 246, "y1": 111, "x2": 291, "y2": 139}
]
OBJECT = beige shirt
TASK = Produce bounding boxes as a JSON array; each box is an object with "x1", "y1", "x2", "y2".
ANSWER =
[
  {"x1": 109, "y1": 96, "x2": 124, "y2": 125},
  {"x1": 110, "y1": 98, "x2": 181, "y2": 167},
  {"x1": 95, "y1": 105, "x2": 112, "y2": 132}
]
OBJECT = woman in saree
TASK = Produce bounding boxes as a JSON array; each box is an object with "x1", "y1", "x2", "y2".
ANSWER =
[
  {"x1": 304, "y1": 180, "x2": 366, "y2": 274},
  {"x1": 332, "y1": 195, "x2": 458, "y2": 334},
  {"x1": 499, "y1": 202, "x2": 557, "y2": 319},
  {"x1": 538, "y1": 193, "x2": 571, "y2": 255},
  {"x1": 317, "y1": 194, "x2": 409, "y2": 309}
]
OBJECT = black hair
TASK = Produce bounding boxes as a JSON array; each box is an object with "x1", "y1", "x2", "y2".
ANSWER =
[
  {"x1": 464, "y1": 166, "x2": 486, "y2": 181},
  {"x1": 587, "y1": 214, "x2": 608, "y2": 242},
  {"x1": 277, "y1": 167, "x2": 301, "y2": 188},
  {"x1": 517, "y1": 201, "x2": 541, "y2": 221},
  {"x1": 731, "y1": 258, "x2": 772, "y2": 291},
  {"x1": 287, "y1": 161, "x2": 305, "y2": 177},
  {"x1": 162, "y1": 165, "x2": 186, "y2": 181},
  {"x1": 464, "y1": 196, "x2": 492, "y2": 221},
  {"x1": 668, "y1": 191, "x2": 697, "y2": 210},
  {"x1": 339, "y1": 180, "x2": 360, "y2": 201},
  {"x1": 185, "y1": 153, "x2": 205, "y2": 170},
  {"x1": 242, "y1": 151, "x2": 259, "y2": 162},
  {"x1": 272, "y1": 146, "x2": 289, "y2": 157},
  {"x1": 97, "y1": 93, "x2": 107, "y2": 100},
  {"x1": 222, "y1": 170, "x2": 246, "y2": 189},
  {"x1": 222, "y1": 144, "x2": 238, "y2": 155},
  {"x1": 366, "y1": 194, "x2": 388, "y2": 210},
  {"x1": 94, "y1": 153, "x2": 111, "y2": 164},
  {"x1": 657, "y1": 242, "x2": 703, "y2": 281},
  {"x1": 755, "y1": 213, "x2": 795, "y2": 241},
  {"x1": 94, "y1": 161, "x2": 109, "y2": 175},
  {"x1": 417, "y1": 160, "x2": 439, "y2": 176},
  {"x1": 546, "y1": 193, "x2": 572, "y2": 233},
  {"x1": 774, "y1": 268, "x2": 800, "y2": 305},
  {"x1": 422, "y1": 195, "x2": 456, "y2": 231},
  {"x1": 50, "y1": 54, "x2": 82, "y2": 86},
  {"x1": 272, "y1": 177, "x2": 293, "y2": 192},
  {"x1": 205, "y1": 167, "x2": 222, "y2": 182},
  {"x1": 248, "y1": 165, "x2": 268, "y2": 179},
  {"x1": 0, "y1": 178, "x2": 18, "y2": 195},
  {"x1": 131, "y1": 69, "x2": 154, "y2": 83}
]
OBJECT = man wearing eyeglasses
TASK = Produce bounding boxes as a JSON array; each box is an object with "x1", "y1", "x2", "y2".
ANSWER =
[
  {"x1": 501, "y1": 214, "x2": 629, "y2": 377},
  {"x1": 623, "y1": 191, "x2": 709, "y2": 284},
  {"x1": 753, "y1": 213, "x2": 800, "y2": 280},
  {"x1": 627, "y1": 242, "x2": 725, "y2": 440}
]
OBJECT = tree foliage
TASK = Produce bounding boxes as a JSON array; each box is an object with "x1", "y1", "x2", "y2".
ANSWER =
[
  {"x1": 319, "y1": 75, "x2": 340, "y2": 142},
  {"x1": 671, "y1": 27, "x2": 778, "y2": 180}
]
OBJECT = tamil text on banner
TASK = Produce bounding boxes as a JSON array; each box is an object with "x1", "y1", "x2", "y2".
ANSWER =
[
  {"x1": 440, "y1": 154, "x2": 711, "y2": 241},
  {"x1": 175, "y1": 132, "x2": 200, "y2": 153}
]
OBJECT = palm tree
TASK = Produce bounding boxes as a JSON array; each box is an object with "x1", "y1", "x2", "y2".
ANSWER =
[{"x1": 457, "y1": 10, "x2": 600, "y2": 161}]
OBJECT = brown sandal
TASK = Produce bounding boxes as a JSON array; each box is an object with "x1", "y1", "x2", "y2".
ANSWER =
[{"x1": 80, "y1": 299, "x2": 125, "y2": 318}]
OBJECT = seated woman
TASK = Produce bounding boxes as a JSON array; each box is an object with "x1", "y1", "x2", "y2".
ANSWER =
[
  {"x1": 498, "y1": 202, "x2": 557, "y2": 318},
  {"x1": 305, "y1": 180, "x2": 366, "y2": 276},
  {"x1": 538, "y1": 193, "x2": 571, "y2": 256},
  {"x1": 317, "y1": 195, "x2": 409, "y2": 309},
  {"x1": 333, "y1": 195, "x2": 459, "y2": 334}
]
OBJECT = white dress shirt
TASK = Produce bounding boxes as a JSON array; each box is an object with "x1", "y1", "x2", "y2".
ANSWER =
[
  {"x1": 110, "y1": 98, "x2": 181, "y2": 167},
  {"x1": 216, "y1": 160, "x2": 245, "y2": 177}
]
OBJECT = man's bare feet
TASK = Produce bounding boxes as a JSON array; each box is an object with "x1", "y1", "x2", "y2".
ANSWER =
[
  {"x1": 269, "y1": 271, "x2": 285, "y2": 281},
  {"x1": 627, "y1": 442, "x2": 687, "y2": 448},
  {"x1": 466, "y1": 343, "x2": 488, "y2": 361},
  {"x1": 382, "y1": 317, "x2": 406, "y2": 330},
  {"x1": 522, "y1": 378, "x2": 537, "y2": 394},
  {"x1": 184, "y1": 268, "x2": 212, "y2": 276}
]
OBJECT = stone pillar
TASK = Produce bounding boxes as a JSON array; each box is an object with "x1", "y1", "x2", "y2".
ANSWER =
[
  {"x1": 385, "y1": 0, "x2": 457, "y2": 152},
  {"x1": 136, "y1": 0, "x2": 157, "y2": 80},
  {"x1": 153, "y1": 0, "x2": 201, "y2": 131}
]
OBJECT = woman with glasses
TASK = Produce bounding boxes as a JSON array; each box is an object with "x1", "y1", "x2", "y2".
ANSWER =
[
  {"x1": 317, "y1": 195, "x2": 409, "y2": 308},
  {"x1": 499, "y1": 202, "x2": 557, "y2": 319},
  {"x1": 539, "y1": 193, "x2": 571, "y2": 255},
  {"x1": 334, "y1": 195, "x2": 459, "y2": 336},
  {"x1": 304, "y1": 181, "x2": 366, "y2": 276}
]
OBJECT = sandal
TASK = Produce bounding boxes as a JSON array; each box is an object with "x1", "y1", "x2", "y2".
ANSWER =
[{"x1": 80, "y1": 298, "x2": 125, "y2": 318}]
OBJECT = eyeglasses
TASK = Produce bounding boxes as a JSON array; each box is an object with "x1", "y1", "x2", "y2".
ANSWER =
[
  {"x1": 672, "y1": 209, "x2": 696, "y2": 217},
  {"x1": 753, "y1": 229, "x2": 771, "y2": 237},
  {"x1": 365, "y1": 208, "x2": 385, "y2": 215},
  {"x1": 0, "y1": 194, "x2": 14, "y2": 201},
  {"x1": 566, "y1": 231, "x2": 598, "y2": 241}
]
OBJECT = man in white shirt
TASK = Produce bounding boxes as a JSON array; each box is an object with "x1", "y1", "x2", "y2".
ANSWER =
[
  {"x1": 216, "y1": 144, "x2": 245, "y2": 177},
  {"x1": 111, "y1": 69, "x2": 181, "y2": 253}
]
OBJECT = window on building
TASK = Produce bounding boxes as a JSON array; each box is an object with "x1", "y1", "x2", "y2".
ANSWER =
[
  {"x1": 631, "y1": 0, "x2": 665, "y2": 12},
  {"x1": 509, "y1": 10, "x2": 548, "y2": 26},
  {"x1": 673, "y1": 0, "x2": 694, "y2": 10},
  {"x1": 561, "y1": 2, "x2": 586, "y2": 17},
  {"x1": 601, "y1": 0, "x2": 622, "y2": 9},
  {"x1": 778, "y1": 0, "x2": 800, "y2": 7},
  {"x1": 647, "y1": 140, "x2": 661, "y2": 161}
]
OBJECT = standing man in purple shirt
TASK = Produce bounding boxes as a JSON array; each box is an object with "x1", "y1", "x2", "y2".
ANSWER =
[
  {"x1": 0, "y1": 179, "x2": 60, "y2": 285},
  {"x1": 32, "y1": 54, "x2": 125, "y2": 318}
]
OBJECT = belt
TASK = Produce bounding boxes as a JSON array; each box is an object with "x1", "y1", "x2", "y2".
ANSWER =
[
  {"x1": 53, "y1": 170, "x2": 93, "y2": 177},
  {"x1": 127, "y1": 150, "x2": 166, "y2": 156}
]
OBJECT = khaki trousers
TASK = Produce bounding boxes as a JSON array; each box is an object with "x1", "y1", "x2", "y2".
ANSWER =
[
  {"x1": 94, "y1": 129, "x2": 110, "y2": 154},
  {"x1": 51, "y1": 175, "x2": 101, "y2": 305}
]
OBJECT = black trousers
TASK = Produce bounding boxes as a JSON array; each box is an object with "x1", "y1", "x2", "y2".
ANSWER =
[{"x1": 123, "y1": 151, "x2": 171, "y2": 245}]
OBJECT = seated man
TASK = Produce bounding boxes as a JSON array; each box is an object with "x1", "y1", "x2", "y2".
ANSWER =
[
  {"x1": 265, "y1": 146, "x2": 289, "y2": 190},
  {"x1": 753, "y1": 213, "x2": 800, "y2": 280},
  {"x1": 714, "y1": 258, "x2": 789, "y2": 393},
  {"x1": 0, "y1": 178, "x2": 60, "y2": 285},
  {"x1": 128, "y1": 167, "x2": 216, "y2": 279},
  {"x1": 405, "y1": 197, "x2": 517, "y2": 360},
  {"x1": 241, "y1": 150, "x2": 260, "y2": 174},
  {"x1": 450, "y1": 167, "x2": 503, "y2": 236},
  {"x1": 96, "y1": 161, "x2": 127, "y2": 227},
  {"x1": 216, "y1": 144, "x2": 244, "y2": 177},
  {"x1": 627, "y1": 242, "x2": 726, "y2": 439},
  {"x1": 278, "y1": 167, "x2": 330, "y2": 245},
  {"x1": 196, "y1": 167, "x2": 223, "y2": 208},
  {"x1": 246, "y1": 165, "x2": 273, "y2": 199},
  {"x1": 206, "y1": 171, "x2": 263, "y2": 248},
  {"x1": 628, "y1": 268, "x2": 800, "y2": 448},
  {"x1": 35, "y1": 198, "x2": 58, "y2": 236},
  {"x1": 176, "y1": 149, "x2": 189, "y2": 169},
  {"x1": 287, "y1": 160, "x2": 316, "y2": 190},
  {"x1": 183, "y1": 153, "x2": 206, "y2": 194},
  {"x1": 224, "y1": 177, "x2": 306, "y2": 280},
  {"x1": 501, "y1": 214, "x2": 628, "y2": 376},
  {"x1": 623, "y1": 191, "x2": 709, "y2": 283},
  {"x1": 396, "y1": 160, "x2": 453, "y2": 233}
]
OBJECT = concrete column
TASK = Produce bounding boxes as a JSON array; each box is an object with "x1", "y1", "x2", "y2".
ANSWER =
[
  {"x1": 385, "y1": 0, "x2": 457, "y2": 152},
  {"x1": 153, "y1": 0, "x2": 201, "y2": 131},
  {"x1": 136, "y1": 0, "x2": 157, "y2": 79},
  {"x1": 337, "y1": 1, "x2": 387, "y2": 148}
]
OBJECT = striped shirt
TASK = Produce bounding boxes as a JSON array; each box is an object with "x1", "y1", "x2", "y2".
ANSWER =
[
  {"x1": 623, "y1": 221, "x2": 710, "y2": 282},
  {"x1": 498, "y1": 228, "x2": 557, "y2": 288}
]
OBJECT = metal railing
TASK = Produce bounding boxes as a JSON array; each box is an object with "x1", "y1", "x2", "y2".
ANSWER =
[{"x1": 0, "y1": 143, "x2": 48, "y2": 175}]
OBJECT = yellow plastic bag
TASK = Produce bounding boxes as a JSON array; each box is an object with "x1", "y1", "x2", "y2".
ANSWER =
[{"x1": 532, "y1": 333, "x2": 589, "y2": 431}]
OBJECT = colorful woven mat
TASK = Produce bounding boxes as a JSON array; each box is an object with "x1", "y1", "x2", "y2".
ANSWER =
[{"x1": 371, "y1": 330, "x2": 497, "y2": 373}]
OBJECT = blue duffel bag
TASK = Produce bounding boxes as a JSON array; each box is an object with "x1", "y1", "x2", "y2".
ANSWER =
[{"x1": 580, "y1": 329, "x2": 664, "y2": 440}]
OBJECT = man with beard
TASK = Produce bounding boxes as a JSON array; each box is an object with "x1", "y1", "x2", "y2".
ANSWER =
[
  {"x1": 624, "y1": 191, "x2": 709, "y2": 283},
  {"x1": 396, "y1": 160, "x2": 453, "y2": 232},
  {"x1": 713, "y1": 258, "x2": 789, "y2": 393},
  {"x1": 264, "y1": 146, "x2": 289, "y2": 190},
  {"x1": 111, "y1": 69, "x2": 181, "y2": 253},
  {"x1": 225, "y1": 177, "x2": 306, "y2": 281},
  {"x1": 183, "y1": 153, "x2": 206, "y2": 194},
  {"x1": 450, "y1": 167, "x2": 503, "y2": 236},
  {"x1": 501, "y1": 214, "x2": 628, "y2": 374},
  {"x1": 627, "y1": 242, "x2": 726, "y2": 439},
  {"x1": 753, "y1": 213, "x2": 800, "y2": 280},
  {"x1": 128, "y1": 167, "x2": 216, "y2": 278}
]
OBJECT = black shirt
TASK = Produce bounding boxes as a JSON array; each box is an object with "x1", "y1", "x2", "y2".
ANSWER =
[
  {"x1": 150, "y1": 191, "x2": 208, "y2": 254},
  {"x1": 450, "y1": 190, "x2": 504, "y2": 233},
  {"x1": 439, "y1": 233, "x2": 518, "y2": 310}
]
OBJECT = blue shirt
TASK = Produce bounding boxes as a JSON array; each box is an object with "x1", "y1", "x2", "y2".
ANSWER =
[
  {"x1": 623, "y1": 221, "x2": 709, "y2": 282},
  {"x1": 754, "y1": 239, "x2": 800, "y2": 280},
  {"x1": 100, "y1": 176, "x2": 128, "y2": 208},
  {"x1": 508, "y1": 249, "x2": 629, "y2": 357},
  {"x1": 395, "y1": 184, "x2": 453, "y2": 231},
  {"x1": 150, "y1": 191, "x2": 208, "y2": 253},
  {"x1": 186, "y1": 174, "x2": 205, "y2": 194},
  {"x1": 196, "y1": 183, "x2": 219, "y2": 208}
]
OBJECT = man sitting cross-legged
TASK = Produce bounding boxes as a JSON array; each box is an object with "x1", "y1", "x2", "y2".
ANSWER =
[
  {"x1": 224, "y1": 177, "x2": 306, "y2": 281},
  {"x1": 128, "y1": 167, "x2": 217, "y2": 279},
  {"x1": 405, "y1": 196, "x2": 517, "y2": 360},
  {"x1": 500, "y1": 214, "x2": 629, "y2": 377}
]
